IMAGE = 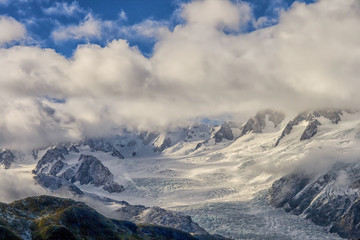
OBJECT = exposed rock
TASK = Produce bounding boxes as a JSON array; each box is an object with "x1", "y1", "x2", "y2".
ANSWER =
[
  {"x1": 154, "y1": 137, "x2": 172, "y2": 153},
  {"x1": 268, "y1": 161, "x2": 360, "y2": 239},
  {"x1": 34, "y1": 147, "x2": 68, "y2": 174},
  {"x1": 240, "y1": 110, "x2": 285, "y2": 137},
  {"x1": 268, "y1": 172, "x2": 312, "y2": 209},
  {"x1": 69, "y1": 145, "x2": 79, "y2": 153},
  {"x1": 115, "y1": 205, "x2": 217, "y2": 240},
  {"x1": 111, "y1": 149, "x2": 125, "y2": 159},
  {"x1": 274, "y1": 123, "x2": 292, "y2": 147},
  {"x1": 214, "y1": 122, "x2": 234, "y2": 143},
  {"x1": 300, "y1": 119, "x2": 321, "y2": 141},
  {"x1": 275, "y1": 109, "x2": 343, "y2": 146},
  {"x1": 0, "y1": 195, "x2": 199, "y2": 240},
  {"x1": 75, "y1": 155, "x2": 114, "y2": 186},
  {"x1": 240, "y1": 118, "x2": 256, "y2": 137},
  {"x1": 330, "y1": 199, "x2": 360, "y2": 239},
  {"x1": 195, "y1": 143, "x2": 203, "y2": 151},
  {"x1": 32, "y1": 149, "x2": 38, "y2": 160},
  {"x1": 315, "y1": 109, "x2": 342, "y2": 124},
  {"x1": 35, "y1": 152, "x2": 125, "y2": 194},
  {"x1": 49, "y1": 160, "x2": 65, "y2": 176},
  {"x1": 35, "y1": 174, "x2": 83, "y2": 195},
  {"x1": 84, "y1": 138, "x2": 114, "y2": 152},
  {"x1": 185, "y1": 124, "x2": 211, "y2": 142},
  {"x1": 103, "y1": 181, "x2": 125, "y2": 193},
  {"x1": 60, "y1": 168, "x2": 75, "y2": 182},
  {"x1": 0, "y1": 149, "x2": 15, "y2": 169},
  {"x1": 140, "y1": 132, "x2": 159, "y2": 145}
]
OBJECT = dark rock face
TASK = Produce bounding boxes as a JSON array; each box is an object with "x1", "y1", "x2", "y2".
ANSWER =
[
  {"x1": 49, "y1": 160, "x2": 65, "y2": 176},
  {"x1": 274, "y1": 123, "x2": 292, "y2": 147},
  {"x1": 115, "y1": 205, "x2": 216, "y2": 240},
  {"x1": 111, "y1": 149, "x2": 124, "y2": 159},
  {"x1": 300, "y1": 119, "x2": 321, "y2": 141},
  {"x1": 268, "y1": 172, "x2": 312, "y2": 209},
  {"x1": 103, "y1": 181, "x2": 125, "y2": 193},
  {"x1": 0, "y1": 149, "x2": 15, "y2": 169},
  {"x1": 140, "y1": 132, "x2": 159, "y2": 145},
  {"x1": 34, "y1": 150, "x2": 125, "y2": 193},
  {"x1": 314, "y1": 109, "x2": 342, "y2": 124},
  {"x1": 84, "y1": 138, "x2": 114, "y2": 152},
  {"x1": 60, "y1": 168, "x2": 75, "y2": 182},
  {"x1": 240, "y1": 118, "x2": 256, "y2": 137},
  {"x1": 75, "y1": 155, "x2": 113, "y2": 186},
  {"x1": 275, "y1": 109, "x2": 343, "y2": 146},
  {"x1": 214, "y1": 122, "x2": 234, "y2": 143},
  {"x1": 330, "y1": 199, "x2": 360, "y2": 239},
  {"x1": 268, "y1": 161, "x2": 360, "y2": 239},
  {"x1": 154, "y1": 137, "x2": 172, "y2": 153},
  {"x1": 34, "y1": 174, "x2": 83, "y2": 195},
  {"x1": 83, "y1": 138, "x2": 125, "y2": 159},
  {"x1": 0, "y1": 195, "x2": 199, "y2": 240},
  {"x1": 195, "y1": 143, "x2": 203, "y2": 151},
  {"x1": 69, "y1": 145, "x2": 79, "y2": 153},
  {"x1": 35, "y1": 147, "x2": 68, "y2": 174},
  {"x1": 240, "y1": 110, "x2": 285, "y2": 137}
]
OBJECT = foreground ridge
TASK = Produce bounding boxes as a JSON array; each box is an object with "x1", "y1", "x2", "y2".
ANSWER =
[{"x1": 0, "y1": 195, "x2": 226, "y2": 240}]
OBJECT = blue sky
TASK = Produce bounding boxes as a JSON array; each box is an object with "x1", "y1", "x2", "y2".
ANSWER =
[{"x1": 0, "y1": 0, "x2": 314, "y2": 57}]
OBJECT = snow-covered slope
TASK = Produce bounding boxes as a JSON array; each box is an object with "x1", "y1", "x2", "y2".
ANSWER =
[{"x1": 3, "y1": 109, "x2": 360, "y2": 239}]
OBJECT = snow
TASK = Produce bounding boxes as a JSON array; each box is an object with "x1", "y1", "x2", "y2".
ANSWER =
[{"x1": 5, "y1": 111, "x2": 360, "y2": 239}]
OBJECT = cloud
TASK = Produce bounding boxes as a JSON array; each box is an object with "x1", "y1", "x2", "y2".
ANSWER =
[
  {"x1": 52, "y1": 14, "x2": 101, "y2": 42},
  {"x1": 118, "y1": 10, "x2": 127, "y2": 21},
  {"x1": 0, "y1": 169, "x2": 48, "y2": 203},
  {"x1": 0, "y1": 0, "x2": 360, "y2": 149},
  {"x1": 43, "y1": 1, "x2": 85, "y2": 17},
  {"x1": 181, "y1": 0, "x2": 251, "y2": 31},
  {"x1": 0, "y1": 16, "x2": 26, "y2": 45},
  {"x1": 120, "y1": 19, "x2": 170, "y2": 40}
]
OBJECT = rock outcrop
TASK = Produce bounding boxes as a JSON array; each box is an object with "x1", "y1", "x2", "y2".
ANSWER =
[
  {"x1": 115, "y1": 205, "x2": 214, "y2": 240},
  {"x1": 0, "y1": 149, "x2": 15, "y2": 169},
  {"x1": 214, "y1": 122, "x2": 234, "y2": 143},
  {"x1": 239, "y1": 110, "x2": 285, "y2": 137},
  {"x1": 268, "y1": 161, "x2": 360, "y2": 239},
  {"x1": 275, "y1": 109, "x2": 343, "y2": 147},
  {"x1": 34, "y1": 148, "x2": 125, "y2": 193}
]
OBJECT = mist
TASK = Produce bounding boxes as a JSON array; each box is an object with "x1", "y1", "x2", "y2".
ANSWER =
[
  {"x1": 0, "y1": 169, "x2": 48, "y2": 203},
  {"x1": 0, "y1": 0, "x2": 359, "y2": 149}
]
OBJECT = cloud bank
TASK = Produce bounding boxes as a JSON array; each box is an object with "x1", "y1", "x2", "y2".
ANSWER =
[{"x1": 0, "y1": 0, "x2": 360, "y2": 149}]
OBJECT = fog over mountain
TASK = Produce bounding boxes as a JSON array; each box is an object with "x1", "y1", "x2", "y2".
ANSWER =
[{"x1": 0, "y1": 0, "x2": 359, "y2": 149}]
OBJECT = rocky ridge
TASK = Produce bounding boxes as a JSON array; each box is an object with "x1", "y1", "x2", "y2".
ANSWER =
[
  {"x1": 0, "y1": 195, "x2": 204, "y2": 240},
  {"x1": 275, "y1": 109, "x2": 343, "y2": 146},
  {"x1": 0, "y1": 149, "x2": 15, "y2": 169},
  {"x1": 268, "y1": 161, "x2": 360, "y2": 239},
  {"x1": 34, "y1": 147, "x2": 124, "y2": 194}
]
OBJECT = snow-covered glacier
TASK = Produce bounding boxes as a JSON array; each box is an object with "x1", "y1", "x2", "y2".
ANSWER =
[{"x1": 2, "y1": 109, "x2": 360, "y2": 239}]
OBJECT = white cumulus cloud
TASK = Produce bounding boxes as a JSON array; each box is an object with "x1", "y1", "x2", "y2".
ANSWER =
[
  {"x1": 52, "y1": 14, "x2": 101, "y2": 42},
  {"x1": 0, "y1": 16, "x2": 26, "y2": 45}
]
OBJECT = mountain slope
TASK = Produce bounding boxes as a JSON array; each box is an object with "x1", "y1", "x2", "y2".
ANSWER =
[
  {"x1": 0, "y1": 195, "x2": 206, "y2": 240},
  {"x1": 2, "y1": 108, "x2": 360, "y2": 239}
]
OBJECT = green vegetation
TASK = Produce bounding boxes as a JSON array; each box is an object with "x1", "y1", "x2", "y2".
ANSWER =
[{"x1": 0, "y1": 195, "x2": 198, "y2": 240}]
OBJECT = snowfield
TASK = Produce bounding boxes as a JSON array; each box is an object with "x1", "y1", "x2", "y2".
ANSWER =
[{"x1": 3, "y1": 110, "x2": 360, "y2": 239}]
